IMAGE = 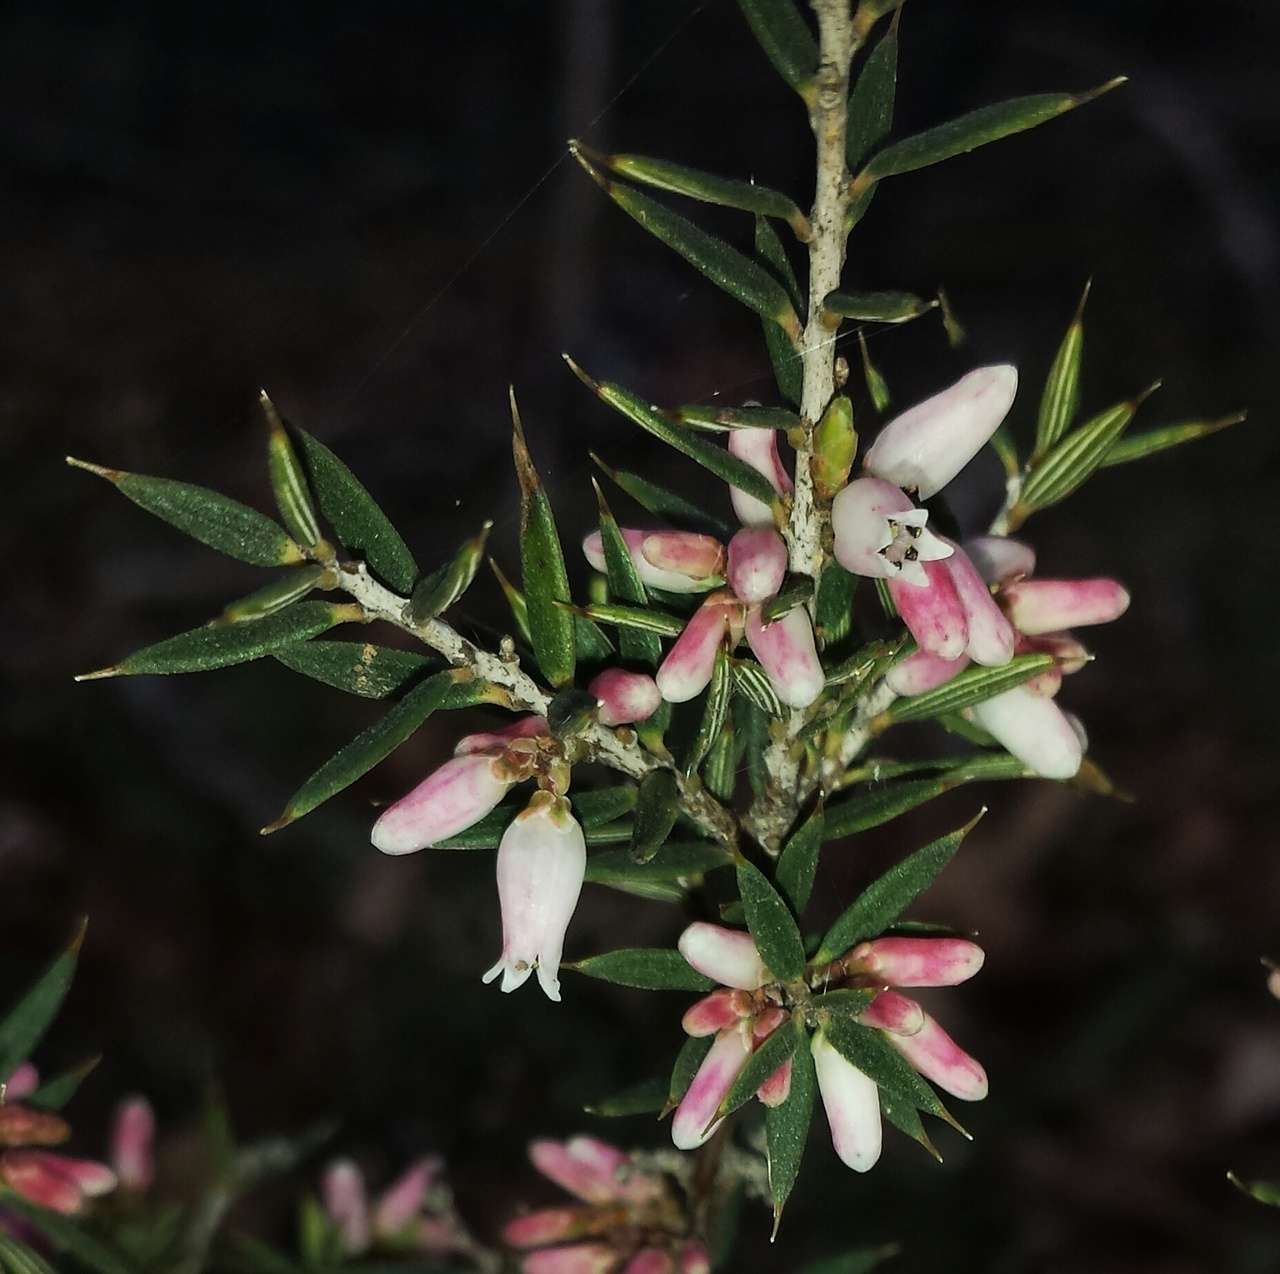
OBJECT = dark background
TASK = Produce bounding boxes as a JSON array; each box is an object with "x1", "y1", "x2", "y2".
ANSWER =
[{"x1": 3, "y1": 1, "x2": 1278, "y2": 1271}]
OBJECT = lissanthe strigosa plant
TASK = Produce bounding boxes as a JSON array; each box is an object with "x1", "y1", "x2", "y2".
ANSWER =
[{"x1": 67, "y1": 0, "x2": 1243, "y2": 1263}]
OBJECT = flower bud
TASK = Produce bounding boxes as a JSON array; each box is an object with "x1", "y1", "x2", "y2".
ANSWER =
[
  {"x1": 888, "y1": 559, "x2": 968, "y2": 661},
  {"x1": 454, "y1": 715, "x2": 548, "y2": 755},
  {"x1": 863, "y1": 365, "x2": 1018, "y2": 499},
  {"x1": 671, "y1": 1027, "x2": 751, "y2": 1150},
  {"x1": 756, "y1": 1057, "x2": 793, "y2": 1108},
  {"x1": 744, "y1": 605, "x2": 824, "y2": 709},
  {"x1": 582, "y1": 529, "x2": 721, "y2": 594},
  {"x1": 109, "y1": 1096, "x2": 155, "y2": 1193},
  {"x1": 726, "y1": 527, "x2": 788, "y2": 604},
  {"x1": 968, "y1": 686, "x2": 1083, "y2": 779},
  {"x1": 964, "y1": 535, "x2": 1035, "y2": 585},
  {"x1": 858, "y1": 991, "x2": 926, "y2": 1036},
  {"x1": 524, "y1": 1244, "x2": 617, "y2": 1274},
  {"x1": 811, "y1": 395, "x2": 857, "y2": 500},
  {"x1": 727, "y1": 427, "x2": 792, "y2": 527},
  {"x1": 678, "y1": 922, "x2": 767, "y2": 991},
  {"x1": 639, "y1": 531, "x2": 725, "y2": 582},
  {"x1": 323, "y1": 1159, "x2": 371, "y2": 1255},
  {"x1": 885, "y1": 649, "x2": 968, "y2": 697},
  {"x1": 882, "y1": 1009, "x2": 988, "y2": 1101},
  {"x1": 655, "y1": 596, "x2": 733, "y2": 704},
  {"x1": 831, "y1": 477, "x2": 952, "y2": 583},
  {"x1": 529, "y1": 1136, "x2": 651, "y2": 1205},
  {"x1": 944, "y1": 542, "x2": 1015, "y2": 667},
  {"x1": 1002, "y1": 578, "x2": 1131, "y2": 635},
  {"x1": 372, "y1": 753, "x2": 514, "y2": 855},
  {"x1": 2, "y1": 1064, "x2": 38, "y2": 1102},
  {"x1": 483, "y1": 794, "x2": 586, "y2": 1001},
  {"x1": 681, "y1": 988, "x2": 749, "y2": 1037},
  {"x1": 622, "y1": 1250, "x2": 676, "y2": 1274},
  {"x1": 588, "y1": 668, "x2": 661, "y2": 726},
  {"x1": 678, "y1": 1242, "x2": 711, "y2": 1274},
  {"x1": 374, "y1": 1156, "x2": 440, "y2": 1236},
  {"x1": 811, "y1": 1029, "x2": 882, "y2": 1173},
  {"x1": 0, "y1": 1104, "x2": 70, "y2": 1148},
  {"x1": 0, "y1": 1151, "x2": 116, "y2": 1214},
  {"x1": 851, "y1": 937, "x2": 985, "y2": 987},
  {"x1": 504, "y1": 1207, "x2": 589, "y2": 1248}
]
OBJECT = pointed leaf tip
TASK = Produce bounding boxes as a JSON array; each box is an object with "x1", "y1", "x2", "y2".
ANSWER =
[{"x1": 64, "y1": 455, "x2": 119, "y2": 481}]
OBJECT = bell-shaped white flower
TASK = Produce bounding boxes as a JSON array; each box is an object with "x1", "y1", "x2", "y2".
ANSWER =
[{"x1": 831, "y1": 477, "x2": 953, "y2": 585}]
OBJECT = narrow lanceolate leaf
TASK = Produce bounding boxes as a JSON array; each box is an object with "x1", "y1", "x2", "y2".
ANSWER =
[
  {"x1": 66, "y1": 457, "x2": 303, "y2": 566},
  {"x1": 824, "y1": 637, "x2": 903, "y2": 690},
  {"x1": 27, "y1": 1056, "x2": 100, "y2": 1112},
  {"x1": 1017, "y1": 383, "x2": 1160, "y2": 517},
  {"x1": 668, "y1": 1035, "x2": 715, "y2": 1114},
  {"x1": 568, "y1": 360, "x2": 784, "y2": 510},
  {"x1": 766, "y1": 1024, "x2": 815, "y2": 1232},
  {"x1": 438, "y1": 786, "x2": 640, "y2": 850},
  {"x1": 511, "y1": 390, "x2": 576, "y2": 688},
  {"x1": 567, "y1": 948, "x2": 715, "y2": 992},
  {"x1": 823, "y1": 290, "x2": 935, "y2": 324},
  {"x1": 703, "y1": 717, "x2": 737, "y2": 801},
  {"x1": 220, "y1": 565, "x2": 330, "y2": 624},
  {"x1": 815, "y1": 564, "x2": 856, "y2": 646},
  {"x1": 673, "y1": 403, "x2": 800, "y2": 432},
  {"x1": 78, "y1": 601, "x2": 360, "y2": 680},
  {"x1": 489, "y1": 557, "x2": 533, "y2": 645},
  {"x1": 852, "y1": 79, "x2": 1128, "y2": 191},
  {"x1": 409, "y1": 522, "x2": 492, "y2": 621},
  {"x1": 0, "y1": 922, "x2": 84, "y2": 1080},
  {"x1": 1100, "y1": 412, "x2": 1247, "y2": 468},
  {"x1": 815, "y1": 813, "x2": 982, "y2": 964},
  {"x1": 261, "y1": 671, "x2": 457, "y2": 833},
  {"x1": 884, "y1": 653, "x2": 1058, "y2": 724},
  {"x1": 858, "y1": 330, "x2": 892, "y2": 412},
  {"x1": 274, "y1": 639, "x2": 439, "y2": 699},
  {"x1": 595, "y1": 149, "x2": 810, "y2": 240},
  {"x1": 584, "y1": 1075, "x2": 669, "y2": 1118},
  {"x1": 813, "y1": 988, "x2": 878, "y2": 1018},
  {"x1": 260, "y1": 391, "x2": 324, "y2": 549},
  {"x1": 761, "y1": 577, "x2": 814, "y2": 622},
  {"x1": 718, "y1": 1019, "x2": 798, "y2": 1119},
  {"x1": 737, "y1": 858, "x2": 806, "y2": 981},
  {"x1": 1227, "y1": 1171, "x2": 1280, "y2": 1208},
  {"x1": 587, "y1": 842, "x2": 732, "y2": 887},
  {"x1": 0, "y1": 1198, "x2": 137, "y2": 1274},
  {"x1": 881, "y1": 1091, "x2": 942, "y2": 1162},
  {"x1": 631, "y1": 769, "x2": 680, "y2": 864},
  {"x1": 0, "y1": 1233, "x2": 58, "y2": 1274},
  {"x1": 570, "y1": 148, "x2": 802, "y2": 341},
  {"x1": 776, "y1": 801, "x2": 826, "y2": 913},
  {"x1": 737, "y1": 695, "x2": 770, "y2": 797},
  {"x1": 684, "y1": 651, "x2": 732, "y2": 775},
  {"x1": 575, "y1": 601, "x2": 685, "y2": 638},
  {"x1": 733, "y1": 659, "x2": 785, "y2": 717},
  {"x1": 594, "y1": 481, "x2": 661, "y2": 666},
  {"x1": 590, "y1": 453, "x2": 734, "y2": 537},
  {"x1": 575, "y1": 614, "x2": 615, "y2": 661},
  {"x1": 825, "y1": 1016, "x2": 958, "y2": 1127},
  {"x1": 847, "y1": 22, "x2": 899, "y2": 170},
  {"x1": 755, "y1": 217, "x2": 804, "y2": 406},
  {"x1": 292, "y1": 427, "x2": 418, "y2": 592},
  {"x1": 736, "y1": 0, "x2": 818, "y2": 103},
  {"x1": 1033, "y1": 281, "x2": 1090, "y2": 458}
]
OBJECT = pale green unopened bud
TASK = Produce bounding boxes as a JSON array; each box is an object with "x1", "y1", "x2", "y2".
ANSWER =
[{"x1": 811, "y1": 396, "x2": 857, "y2": 500}]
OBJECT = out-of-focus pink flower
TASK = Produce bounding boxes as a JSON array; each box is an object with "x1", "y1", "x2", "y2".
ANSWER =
[
  {"x1": 588, "y1": 669, "x2": 661, "y2": 726},
  {"x1": 812, "y1": 1029, "x2": 882, "y2": 1173},
  {"x1": 727, "y1": 427, "x2": 792, "y2": 527},
  {"x1": 0, "y1": 1105, "x2": 68, "y2": 1148},
  {"x1": 2, "y1": 1066, "x2": 38, "y2": 1103},
  {"x1": 0, "y1": 1151, "x2": 116, "y2": 1215},
  {"x1": 582, "y1": 530, "x2": 724, "y2": 594},
  {"x1": 677, "y1": 1241, "x2": 711, "y2": 1274},
  {"x1": 677, "y1": 924, "x2": 766, "y2": 991},
  {"x1": 372, "y1": 753, "x2": 514, "y2": 855},
  {"x1": 322, "y1": 1155, "x2": 464, "y2": 1257},
  {"x1": 528, "y1": 1137, "x2": 659, "y2": 1207},
  {"x1": 483, "y1": 793, "x2": 586, "y2": 1002},
  {"x1": 523, "y1": 1245, "x2": 617, "y2": 1274},
  {"x1": 109, "y1": 1096, "x2": 154, "y2": 1193},
  {"x1": 455, "y1": 715, "x2": 549, "y2": 755},
  {"x1": 622, "y1": 1249, "x2": 676, "y2": 1274},
  {"x1": 655, "y1": 595, "x2": 739, "y2": 704},
  {"x1": 323, "y1": 1159, "x2": 371, "y2": 1255},
  {"x1": 373, "y1": 1156, "x2": 442, "y2": 1237},
  {"x1": 744, "y1": 605, "x2": 825, "y2": 709},
  {"x1": 726, "y1": 527, "x2": 787, "y2": 604}
]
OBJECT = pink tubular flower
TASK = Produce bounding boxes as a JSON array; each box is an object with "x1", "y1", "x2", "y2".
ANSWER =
[
  {"x1": 964, "y1": 534, "x2": 1035, "y2": 585},
  {"x1": 374, "y1": 1156, "x2": 442, "y2": 1237},
  {"x1": 0, "y1": 1152, "x2": 116, "y2": 1215},
  {"x1": 109, "y1": 1096, "x2": 155, "y2": 1193},
  {"x1": 727, "y1": 427, "x2": 792, "y2": 527},
  {"x1": 744, "y1": 605, "x2": 824, "y2": 709},
  {"x1": 677, "y1": 923, "x2": 767, "y2": 990},
  {"x1": 529, "y1": 1136, "x2": 659, "y2": 1207},
  {"x1": 887, "y1": 558, "x2": 968, "y2": 661},
  {"x1": 323, "y1": 1159, "x2": 371, "y2": 1255},
  {"x1": 726, "y1": 527, "x2": 787, "y2": 604},
  {"x1": 623, "y1": 1250, "x2": 675, "y2": 1274},
  {"x1": 1002, "y1": 577, "x2": 1131, "y2": 634},
  {"x1": 831, "y1": 477, "x2": 953, "y2": 585},
  {"x1": 880, "y1": 1008, "x2": 988, "y2": 1101},
  {"x1": 680, "y1": 988, "x2": 750, "y2": 1037},
  {"x1": 655, "y1": 595, "x2": 739, "y2": 704},
  {"x1": 455, "y1": 715, "x2": 549, "y2": 755},
  {"x1": 483, "y1": 792, "x2": 586, "y2": 1001},
  {"x1": 588, "y1": 669, "x2": 661, "y2": 726},
  {"x1": 847, "y1": 937, "x2": 985, "y2": 987},
  {"x1": 372, "y1": 753, "x2": 514, "y2": 855},
  {"x1": 677, "y1": 1241, "x2": 711, "y2": 1273},
  {"x1": 2, "y1": 1066, "x2": 38, "y2": 1103},
  {"x1": 322, "y1": 1155, "x2": 464, "y2": 1258},
  {"x1": 524, "y1": 1244, "x2": 616, "y2": 1274},
  {"x1": 885, "y1": 648, "x2": 969, "y2": 696},
  {"x1": 968, "y1": 685, "x2": 1083, "y2": 780},
  {"x1": 671, "y1": 1027, "x2": 751, "y2": 1150},
  {"x1": 811, "y1": 1029, "x2": 882, "y2": 1173},
  {"x1": 942, "y1": 541, "x2": 1016, "y2": 666},
  {"x1": 582, "y1": 529, "x2": 723, "y2": 594}
]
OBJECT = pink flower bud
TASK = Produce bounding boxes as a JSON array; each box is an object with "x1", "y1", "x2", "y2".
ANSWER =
[
  {"x1": 858, "y1": 991, "x2": 925, "y2": 1036},
  {"x1": 323, "y1": 1159, "x2": 371, "y2": 1255},
  {"x1": 1002, "y1": 577, "x2": 1131, "y2": 635},
  {"x1": 455, "y1": 715, "x2": 548, "y2": 755},
  {"x1": 372, "y1": 753, "x2": 514, "y2": 855},
  {"x1": 968, "y1": 685, "x2": 1083, "y2": 779},
  {"x1": 483, "y1": 795, "x2": 586, "y2": 1001},
  {"x1": 671, "y1": 1027, "x2": 751, "y2": 1150},
  {"x1": 851, "y1": 937, "x2": 985, "y2": 987},
  {"x1": 1, "y1": 1151, "x2": 117, "y2": 1214},
  {"x1": 655, "y1": 597, "x2": 732, "y2": 704},
  {"x1": 681, "y1": 989, "x2": 749, "y2": 1037},
  {"x1": 504, "y1": 1207, "x2": 587, "y2": 1248},
  {"x1": 756, "y1": 1057, "x2": 793, "y2": 1108},
  {"x1": 588, "y1": 668, "x2": 661, "y2": 726},
  {"x1": 831, "y1": 477, "x2": 952, "y2": 583},
  {"x1": 885, "y1": 649, "x2": 968, "y2": 697},
  {"x1": 745, "y1": 605, "x2": 824, "y2": 709},
  {"x1": 109, "y1": 1096, "x2": 155, "y2": 1193},
  {"x1": 964, "y1": 535, "x2": 1035, "y2": 585},
  {"x1": 889, "y1": 559, "x2": 968, "y2": 661},
  {"x1": 944, "y1": 542, "x2": 1015, "y2": 667},
  {"x1": 622, "y1": 1250, "x2": 675, "y2": 1274},
  {"x1": 727, "y1": 427, "x2": 792, "y2": 527},
  {"x1": 864, "y1": 365, "x2": 1018, "y2": 499},
  {"x1": 882, "y1": 1010, "x2": 988, "y2": 1102},
  {"x1": 529, "y1": 1136, "x2": 650, "y2": 1205},
  {"x1": 678, "y1": 1242, "x2": 712, "y2": 1274},
  {"x1": 524, "y1": 1244, "x2": 617, "y2": 1274},
  {"x1": 374, "y1": 1156, "x2": 440, "y2": 1237},
  {"x1": 811, "y1": 1029, "x2": 882, "y2": 1173},
  {"x1": 640, "y1": 531, "x2": 725, "y2": 582},
  {"x1": 677, "y1": 923, "x2": 767, "y2": 990},
  {"x1": 582, "y1": 530, "x2": 722, "y2": 594},
  {"x1": 1023, "y1": 631, "x2": 1090, "y2": 677},
  {"x1": 726, "y1": 528, "x2": 787, "y2": 604},
  {"x1": 0, "y1": 1104, "x2": 69, "y2": 1149},
  {"x1": 2, "y1": 1064, "x2": 38, "y2": 1102}
]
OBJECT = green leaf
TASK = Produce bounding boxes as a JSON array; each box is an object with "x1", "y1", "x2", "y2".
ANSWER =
[
  {"x1": 409, "y1": 522, "x2": 492, "y2": 621},
  {"x1": 631, "y1": 769, "x2": 680, "y2": 864},
  {"x1": 858, "y1": 330, "x2": 892, "y2": 412},
  {"x1": 673, "y1": 404, "x2": 800, "y2": 433},
  {"x1": 567, "y1": 948, "x2": 714, "y2": 992},
  {"x1": 733, "y1": 659, "x2": 784, "y2": 717},
  {"x1": 79, "y1": 601, "x2": 362, "y2": 681},
  {"x1": 574, "y1": 614, "x2": 615, "y2": 661},
  {"x1": 593, "y1": 481, "x2": 661, "y2": 666},
  {"x1": 575, "y1": 601, "x2": 685, "y2": 637},
  {"x1": 754, "y1": 218, "x2": 804, "y2": 406},
  {"x1": 262, "y1": 671, "x2": 457, "y2": 832},
  {"x1": 66, "y1": 457, "x2": 303, "y2": 567},
  {"x1": 736, "y1": 0, "x2": 818, "y2": 102},
  {"x1": 0, "y1": 923, "x2": 84, "y2": 1082},
  {"x1": 567, "y1": 360, "x2": 784, "y2": 510},
  {"x1": 584, "y1": 1075, "x2": 668, "y2": 1117},
  {"x1": 815, "y1": 814, "x2": 981, "y2": 964},
  {"x1": 1100, "y1": 412, "x2": 1247, "y2": 468},
  {"x1": 273, "y1": 639, "x2": 439, "y2": 699},
  {"x1": 737, "y1": 858, "x2": 806, "y2": 981},
  {"x1": 736, "y1": 695, "x2": 770, "y2": 797},
  {"x1": 824, "y1": 637, "x2": 902, "y2": 690},
  {"x1": 292, "y1": 427, "x2": 418, "y2": 592},
  {"x1": 813, "y1": 987, "x2": 879, "y2": 1018},
  {"x1": 702, "y1": 716, "x2": 737, "y2": 801},
  {"x1": 1033, "y1": 281, "x2": 1089, "y2": 459},
  {"x1": 1227, "y1": 1171, "x2": 1280, "y2": 1208},
  {"x1": 570, "y1": 149, "x2": 802, "y2": 339},
  {"x1": 880, "y1": 1091, "x2": 941, "y2": 1161},
  {"x1": 766, "y1": 1025, "x2": 815, "y2": 1232},
  {"x1": 595, "y1": 148, "x2": 809, "y2": 238},
  {"x1": 761, "y1": 576, "x2": 813, "y2": 622},
  {"x1": 219, "y1": 565, "x2": 330, "y2": 624},
  {"x1": 437, "y1": 785, "x2": 638, "y2": 849},
  {"x1": 488, "y1": 556, "x2": 533, "y2": 645},
  {"x1": 854, "y1": 78, "x2": 1127, "y2": 189},
  {"x1": 668, "y1": 1034, "x2": 714, "y2": 1113},
  {"x1": 823, "y1": 290, "x2": 935, "y2": 324},
  {"x1": 776, "y1": 801, "x2": 826, "y2": 913},
  {"x1": 884, "y1": 653, "x2": 1058, "y2": 724},
  {"x1": 0, "y1": 1234, "x2": 59, "y2": 1274},
  {"x1": 511, "y1": 391, "x2": 576, "y2": 688},
  {"x1": 824, "y1": 1017, "x2": 957, "y2": 1126},
  {"x1": 846, "y1": 22, "x2": 899, "y2": 170},
  {"x1": 260, "y1": 391, "x2": 324, "y2": 550},
  {"x1": 0, "y1": 1195, "x2": 139, "y2": 1274},
  {"x1": 815, "y1": 564, "x2": 856, "y2": 645},
  {"x1": 719, "y1": 1018, "x2": 798, "y2": 1121},
  {"x1": 590, "y1": 453, "x2": 733, "y2": 537},
  {"x1": 684, "y1": 651, "x2": 732, "y2": 775},
  {"x1": 27, "y1": 1055, "x2": 100, "y2": 1111},
  {"x1": 586, "y1": 841, "x2": 732, "y2": 888},
  {"x1": 1016, "y1": 383, "x2": 1159, "y2": 517}
]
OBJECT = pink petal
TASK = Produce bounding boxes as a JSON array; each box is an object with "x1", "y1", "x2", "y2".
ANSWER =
[
  {"x1": 681, "y1": 989, "x2": 749, "y2": 1038},
  {"x1": 371, "y1": 753, "x2": 513, "y2": 854},
  {"x1": 944, "y1": 543, "x2": 1015, "y2": 667},
  {"x1": 968, "y1": 685, "x2": 1082, "y2": 779},
  {"x1": 677, "y1": 923, "x2": 766, "y2": 991},
  {"x1": 726, "y1": 527, "x2": 787, "y2": 604},
  {"x1": 678, "y1": 1241, "x2": 711, "y2": 1274},
  {"x1": 885, "y1": 648, "x2": 968, "y2": 697},
  {"x1": 672, "y1": 1028, "x2": 751, "y2": 1149},
  {"x1": 588, "y1": 668, "x2": 662, "y2": 726},
  {"x1": 455, "y1": 715, "x2": 549, "y2": 755},
  {"x1": 858, "y1": 991, "x2": 925, "y2": 1036},
  {"x1": 322, "y1": 1159, "x2": 371, "y2": 1255},
  {"x1": 528, "y1": 1136, "x2": 637, "y2": 1205},
  {"x1": 374, "y1": 1155, "x2": 441, "y2": 1236},
  {"x1": 0, "y1": 1104, "x2": 70, "y2": 1148},
  {"x1": 831, "y1": 477, "x2": 916, "y2": 580},
  {"x1": 621, "y1": 1250, "x2": 675, "y2": 1274},
  {"x1": 50, "y1": 1156, "x2": 116, "y2": 1198},
  {"x1": 1, "y1": 1151, "x2": 86, "y2": 1214},
  {"x1": 882, "y1": 1010, "x2": 988, "y2": 1101},
  {"x1": 641, "y1": 532, "x2": 725, "y2": 582},
  {"x1": 889, "y1": 559, "x2": 968, "y2": 661},
  {"x1": 964, "y1": 535, "x2": 1035, "y2": 585},
  {"x1": 109, "y1": 1096, "x2": 155, "y2": 1192},
  {"x1": 655, "y1": 598, "x2": 730, "y2": 704},
  {"x1": 503, "y1": 1206, "x2": 588, "y2": 1248},
  {"x1": 811, "y1": 1031, "x2": 882, "y2": 1173},
  {"x1": 851, "y1": 937, "x2": 985, "y2": 988},
  {"x1": 1003, "y1": 577, "x2": 1130, "y2": 635},
  {"x1": 727, "y1": 427, "x2": 792, "y2": 527},
  {"x1": 523, "y1": 1244, "x2": 617, "y2": 1274},
  {"x1": 756, "y1": 1058, "x2": 793, "y2": 1108},
  {"x1": 744, "y1": 605, "x2": 824, "y2": 709},
  {"x1": 2, "y1": 1065, "x2": 39, "y2": 1102}
]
